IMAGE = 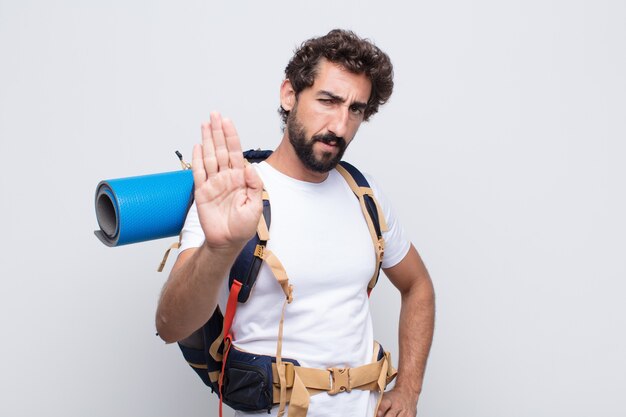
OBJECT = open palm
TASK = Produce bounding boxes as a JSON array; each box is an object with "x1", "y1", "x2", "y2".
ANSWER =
[{"x1": 192, "y1": 113, "x2": 263, "y2": 249}]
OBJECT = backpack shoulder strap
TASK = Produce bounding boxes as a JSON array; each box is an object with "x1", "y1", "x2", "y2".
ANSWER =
[
  {"x1": 228, "y1": 149, "x2": 274, "y2": 302},
  {"x1": 228, "y1": 191, "x2": 271, "y2": 302},
  {"x1": 336, "y1": 161, "x2": 388, "y2": 294}
]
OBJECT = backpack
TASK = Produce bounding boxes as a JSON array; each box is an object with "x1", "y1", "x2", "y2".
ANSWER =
[{"x1": 176, "y1": 150, "x2": 394, "y2": 417}]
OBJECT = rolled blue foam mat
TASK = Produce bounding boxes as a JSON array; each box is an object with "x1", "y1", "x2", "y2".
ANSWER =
[{"x1": 94, "y1": 170, "x2": 194, "y2": 246}]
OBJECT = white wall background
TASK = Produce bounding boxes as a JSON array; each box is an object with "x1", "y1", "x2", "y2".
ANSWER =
[{"x1": 1, "y1": 1, "x2": 624, "y2": 416}]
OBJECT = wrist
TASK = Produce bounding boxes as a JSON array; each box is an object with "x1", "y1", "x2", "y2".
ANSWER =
[
  {"x1": 392, "y1": 378, "x2": 422, "y2": 397},
  {"x1": 200, "y1": 239, "x2": 248, "y2": 258}
]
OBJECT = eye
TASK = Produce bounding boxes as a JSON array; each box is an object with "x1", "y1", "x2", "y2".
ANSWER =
[
  {"x1": 349, "y1": 105, "x2": 364, "y2": 116},
  {"x1": 318, "y1": 98, "x2": 334, "y2": 105}
]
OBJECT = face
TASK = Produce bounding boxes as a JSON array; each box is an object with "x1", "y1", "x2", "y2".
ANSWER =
[
  {"x1": 287, "y1": 104, "x2": 348, "y2": 173},
  {"x1": 283, "y1": 60, "x2": 372, "y2": 173}
]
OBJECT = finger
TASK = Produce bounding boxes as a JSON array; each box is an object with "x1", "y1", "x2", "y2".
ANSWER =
[
  {"x1": 201, "y1": 122, "x2": 218, "y2": 177},
  {"x1": 210, "y1": 112, "x2": 229, "y2": 171},
  {"x1": 223, "y1": 118, "x2": 244, "y2": 170},
  {"x1": 191, "y1": 144, "x2": 207, "y2": 186}
]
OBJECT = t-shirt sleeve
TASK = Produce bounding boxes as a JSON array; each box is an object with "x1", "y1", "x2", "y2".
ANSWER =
[
  {"x1": 178, "y1": 201, "x2": 206, "y2": 252},
  {"x1": 364, "y1": 173, "x2": 411, "y2": 269}
]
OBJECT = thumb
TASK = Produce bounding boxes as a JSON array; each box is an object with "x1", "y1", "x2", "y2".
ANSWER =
[
  {"x1": 244, "y1": 164, "x2": 264, "y2": 202},
  {"x1": 377, "y1": 396, "x2": 392, "y2": 417}
]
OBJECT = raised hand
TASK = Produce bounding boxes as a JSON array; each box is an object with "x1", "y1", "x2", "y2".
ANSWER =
[{"x1": 192, "y1": 112, "x2": 263, "y2": 249}]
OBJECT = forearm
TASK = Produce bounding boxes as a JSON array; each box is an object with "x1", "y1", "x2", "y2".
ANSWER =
[
  {"x1": 394, "y1": 274, "x2": 435, "y2": 396},
  {"x1": 155, "y1": 242, "x2": 244, "y2": 343}
]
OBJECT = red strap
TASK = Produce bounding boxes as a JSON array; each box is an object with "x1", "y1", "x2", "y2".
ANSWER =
[
  {"x1": 223, "y1": 280, "x2": 242, "y2": 338},
  {"x1": 218, "y1": 280, "x2": 242, "y2": 417}
]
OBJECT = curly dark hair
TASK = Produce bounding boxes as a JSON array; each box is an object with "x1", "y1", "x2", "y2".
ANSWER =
[{"x1": 279, "y1": 29, "x2": 394, "y2": 124}]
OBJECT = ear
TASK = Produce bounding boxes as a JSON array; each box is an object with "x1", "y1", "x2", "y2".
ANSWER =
[{"x1": 280, "y1": 79, "x2": 296, "y2": 111}]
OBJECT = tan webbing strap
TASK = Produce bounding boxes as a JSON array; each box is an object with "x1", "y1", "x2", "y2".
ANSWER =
[
  {"x1": 353, "y1": 191, "x2": 384, "y2": 270},
  {"x1": 209, "y1": 332, "x2": 224, "y2": 362},
  {"x1": 288, "y1": 371, "x2": 311, "y2": 417},
  {"x1": 186, "y1": 360, "x2": 220, "y2": 384},
  {"x1": 334, "y1": 165, "x2": 387, "y2": 231},
  {"x1": 257, "y1": 217, "x2": 270, "y2": 242},
  {"x1": 208, "y1": 370, "x2": 220, "y2": 383},
  {"x1": 248, "y1": 187, "x2": 297, "y2": 416},
  {"x1": 372, "y1": 343, "x2": 398, "y2": 415},
  {"x1": 359, "y1": 186, "x2": 388, "y2": 232},
  {"x1": 257, "y1": 247, "x2": 293, "y2": 302},
  {"x1": 275, "y1": 296, "x2": 291, "y2": 417},
  {"x1": 255, "y1": 245, "x2": 293, "y2": 417},
  {"x1": 335, "y1": 165, "x2": 386, "y2": 289},
  {"x1": 186, "y1": 361, "x2": 207, "y2": 369},
  {"x1": 157, "y1": 240, "x2": 181, "y2": 272},
  {"x1": 367, "y1": 236, "x2": 385, "y2": 292},
  {"x1": 274, "y1": 277, "x2": 294, "y2": 416},
  {"x1": 335, "y1": 163, "x2": 359, "y2": 192}
]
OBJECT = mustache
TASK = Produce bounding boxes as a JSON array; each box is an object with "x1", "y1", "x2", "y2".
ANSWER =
[{"x1": 312, "y1": 133, "x2": 346, "y2": 148}]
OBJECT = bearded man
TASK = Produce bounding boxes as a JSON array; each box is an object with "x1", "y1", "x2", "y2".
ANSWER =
[{"x1": 156, "y1": 29, "x2": 435, "y2": 417}]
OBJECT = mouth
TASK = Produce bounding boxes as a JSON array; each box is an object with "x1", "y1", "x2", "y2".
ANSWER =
[
  {"x1": 319, "y1": 139, "x2": 337, "y2": 146},
  {"x1": 316, "y1": 140, "x2": 339, "y2": 153},
  {"x1": 315, "y1": 134, "x2": 344, "y2": 148}
]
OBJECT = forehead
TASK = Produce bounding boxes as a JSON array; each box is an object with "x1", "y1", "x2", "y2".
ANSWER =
[{"x1": 309, "y1": 59, "x2": 372, "y2": 102}]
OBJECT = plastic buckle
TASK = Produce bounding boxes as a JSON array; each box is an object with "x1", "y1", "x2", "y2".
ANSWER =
[
  {"x1": 328, "y1": 367, "x2": 351, "y2": 395},
  {"x1": 254, "y1": 244, "x2": 265, "y2": 258},
  {"x1": 284, "y1": 362, "x2": 295, "y2": 387}
]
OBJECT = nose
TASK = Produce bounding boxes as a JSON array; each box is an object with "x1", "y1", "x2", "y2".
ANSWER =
[{"x1": 328, "y1": 107, "x2": 350, "y2": 139}]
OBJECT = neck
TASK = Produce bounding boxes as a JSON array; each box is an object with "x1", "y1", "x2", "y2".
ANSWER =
[{"x1": 266, "y1": 133, "x2": 330, "y2": 183}]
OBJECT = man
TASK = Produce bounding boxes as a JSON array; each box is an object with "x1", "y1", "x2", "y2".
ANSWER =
[{"x1": 156, "y1": 29, "x2": 435, "y2": 417}]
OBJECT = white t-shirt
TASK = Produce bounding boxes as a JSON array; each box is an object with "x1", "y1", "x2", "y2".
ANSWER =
[{"x1": 179, "y1": 161, "x2": 410, "y2": 417}]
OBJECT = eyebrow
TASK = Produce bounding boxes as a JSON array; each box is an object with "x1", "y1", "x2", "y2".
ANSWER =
[{"x1": 318, "y1": 90, "x2": 368, "y2": 110}]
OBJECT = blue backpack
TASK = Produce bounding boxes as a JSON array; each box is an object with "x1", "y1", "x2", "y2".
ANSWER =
[{"x1": 176, "y1": 150, "x2": 394, "y2": 417}]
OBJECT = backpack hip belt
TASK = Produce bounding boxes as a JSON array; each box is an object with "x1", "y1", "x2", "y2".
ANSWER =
[{"x1": 269, "y1": 342, "x2": 397, "y2": 417}]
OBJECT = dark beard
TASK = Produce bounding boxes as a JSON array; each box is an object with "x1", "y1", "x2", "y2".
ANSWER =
[{"x1": 287, "y1": 108, "x2": 347, "y2": 173}]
